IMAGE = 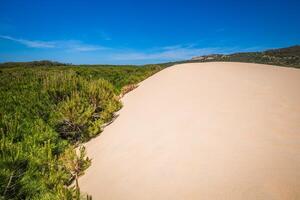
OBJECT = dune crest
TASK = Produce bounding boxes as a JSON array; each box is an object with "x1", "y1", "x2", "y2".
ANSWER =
[{"x1": 80, "y1": 62, "x2": 300, "y2": 200}]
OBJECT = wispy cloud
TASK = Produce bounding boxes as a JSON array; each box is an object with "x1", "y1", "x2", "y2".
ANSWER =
[
  {"x1": 0, "y1": 35, "x2": 224, "y2": 60},
  {"x1": 72, "y1": 46, "x2": 104, "y2": 52},
  {"x1": 55, "y1": 40, "x2": 108, "y2": 52},
  {"x1": 0, "y1": 35, "x2": 107, "y2": 52},
  {"x1": 0, "y1": 35, "x2": 245, "y2": 64},
  {"x1": 0, "y1": 35, "x2": 56, "y2": 48},
  {"x1": 110, "y1": 44, "x2": 226, "y2": 62}
]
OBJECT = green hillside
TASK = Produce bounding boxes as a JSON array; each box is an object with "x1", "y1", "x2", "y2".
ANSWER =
[
  {"x1": 0, "y1": 65, "x2": 162, "y2": 200},
  {"x1": 191, "y1": 45, "x2": 300, "y2": 68}
]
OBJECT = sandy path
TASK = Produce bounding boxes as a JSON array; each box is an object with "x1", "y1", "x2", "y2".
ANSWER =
[{"x1": 80, "y1": 62, "x2": 300, "y2": 200}]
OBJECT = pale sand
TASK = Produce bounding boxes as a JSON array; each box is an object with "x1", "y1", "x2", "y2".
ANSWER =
[{"x1": 80, "y1": 62, "x2": 300, "y2": 200}]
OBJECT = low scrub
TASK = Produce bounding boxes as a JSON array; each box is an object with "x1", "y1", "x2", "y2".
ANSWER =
[{"x1": 0, "y1": 65, "x2": 162, "y2": 199}]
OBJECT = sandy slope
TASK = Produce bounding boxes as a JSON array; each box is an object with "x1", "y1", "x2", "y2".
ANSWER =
[{"x1": 79, "y1": 62, "x2": 300, "y2": 200}]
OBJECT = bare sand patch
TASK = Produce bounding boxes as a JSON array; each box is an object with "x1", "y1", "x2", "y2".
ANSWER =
[{"x1": 80, "y1": 62, "x2": 300, "y2": 200}]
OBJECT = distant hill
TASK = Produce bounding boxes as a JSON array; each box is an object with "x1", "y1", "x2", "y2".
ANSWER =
[
  {"x1": 191, "y1": 45, "x2": 300, "y2": 68},
  {"x1": 1, "y1": 45, "x2": 300, "y2": 69}
]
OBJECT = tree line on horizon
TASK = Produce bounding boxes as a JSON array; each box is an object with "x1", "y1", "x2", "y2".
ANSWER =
[{"x1": 1, "y1": 45, "x2": 300, "y2": 68}]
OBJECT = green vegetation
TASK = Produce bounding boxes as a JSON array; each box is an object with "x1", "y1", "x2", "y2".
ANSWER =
[
  {"x1": 190, "y1": 45, "x2": 300, "y2": 68},
  {"x1": 0, "y1": 44, "x2": 299, "y2": 199},
  {"x1": 0, "y1": 64, "x2": 162, "y2": 199},
  {"x1": 0, "y1": 60, "x2": 70, "y2": 68}
]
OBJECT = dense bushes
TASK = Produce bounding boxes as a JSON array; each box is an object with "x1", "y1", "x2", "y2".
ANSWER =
[
  {"x1": 0, "y1": 65, "x2": 162, "y2": 199},
  {"x1": 51, "y1": 79, "x2": 121, "y2": 142}
]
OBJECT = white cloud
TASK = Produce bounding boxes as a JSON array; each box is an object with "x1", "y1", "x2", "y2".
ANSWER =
[
  {"x1": 0, "y1": 35, "x2": 56, "y2": 48},
  {"x1": 55, "y1": 40, "x2": 108, "y2": 52},
  {"x1": 0, "y1": 35, "x2": 106, "y2": 52},
  {"x1": 1, "y1": 35, "x2": 242, "y2": 63},
  {"x1": 73, "y1": 46, "x2": 103, "y2": 52},
  {"x1": 110, "y1": 45, "x2": 223, "y2": 61}
]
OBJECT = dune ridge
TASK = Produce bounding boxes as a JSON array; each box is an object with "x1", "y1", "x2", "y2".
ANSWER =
[{"x1": 80, "y1": 62, "x2": 300, "y2": 200}]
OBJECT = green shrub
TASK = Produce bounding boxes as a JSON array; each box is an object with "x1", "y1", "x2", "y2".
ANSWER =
[
  {"x1": 52, "y1": 93, "x2": 95, "y2": 142},
  {"x1": 0, "y1": 64, "x2": 162, "y2": 199}
]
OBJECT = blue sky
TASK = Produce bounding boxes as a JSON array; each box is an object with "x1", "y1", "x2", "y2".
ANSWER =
[{"x1": 0, "y1": 0, "x2": 299, "y2": 64}]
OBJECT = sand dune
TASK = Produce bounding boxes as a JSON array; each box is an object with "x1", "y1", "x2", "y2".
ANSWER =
[{"x1": 80, "y1": 62, "x2": 300, "y2": 200}]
